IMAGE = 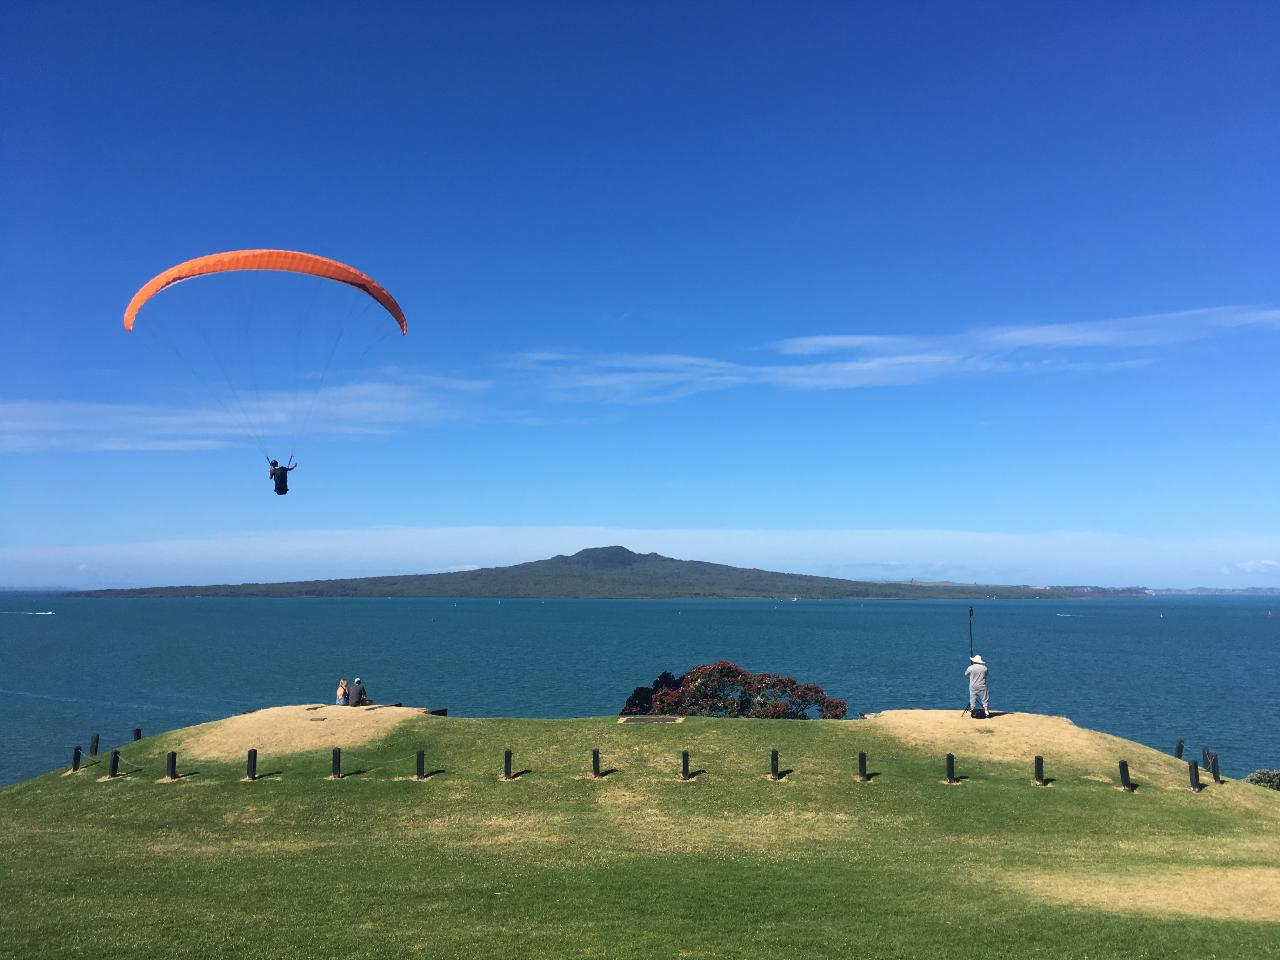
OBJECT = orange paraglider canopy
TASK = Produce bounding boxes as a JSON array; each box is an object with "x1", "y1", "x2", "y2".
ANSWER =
[{"x1": 123, "y1": 249, "x2": 407, "y2": 334}]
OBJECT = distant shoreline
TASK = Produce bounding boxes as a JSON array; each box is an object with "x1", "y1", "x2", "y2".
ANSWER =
[{"x1": 68, "y1": 591, "x2": 1152, "y2": 601}]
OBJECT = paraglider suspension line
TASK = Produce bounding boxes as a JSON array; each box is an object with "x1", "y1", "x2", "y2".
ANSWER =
[
  {"x1": 288, "y1": 325, "x2": 346, "y2": 464},
  {"x1": 144, "y1": 324, "x2": 271, "y2": 460}
]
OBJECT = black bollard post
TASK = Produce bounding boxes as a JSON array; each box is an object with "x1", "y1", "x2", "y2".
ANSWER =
[
  {"x1": 246, "y1": 748, "x2": 257, "y2": 781},
  {"x1": 945, "y1": 753, "x2": 957, "y2": 784},
  {"x1": 1211, "y1": 753, "x2": 1222, "y2": 784},
  {"x1": 133, "y1": 727, "x2": 142, "y2": 742},
  {"x1": 89, "y1": 734, "x2": 99, "y2": 757},
  {"x1": 71, "y1": 746, "x2": 82, "y2": 772},
  {"x1": 856, "y1": 751, "x2": 869, "y2": 782},
  {"x1": 1189, "y1": 760, "x2": 1203, "y2": 792},
  {"x1": 1174, "y1": 739, "x2": 1184, "y2": 759},
  {"x1": 503, "y1": 749, "x2": 512, "y2": 781},
  {"x1": 1118, "y1": 760, "x2": 1134, "y2": 792},
  {"x1": 591, "y1": 748, "x2": 601, "y2": 779},
  {"x1": 680, "y1": 750, "x2": 690, "y2": 781},
  {"x1": 332, "y1": 747, "x2": 342, "y2": 779},
  {"x1": 415, "y1": 750, "x2": 425, "y2": 781},
  {"x1": 1034, "y1": 755, "x2": 1045, "y2": 786},
  {"x1": 166, "y1": 752, "x2": 177, "y2": 780},
  {"x1": 770, "y1": 749, "x2": 780, "y2": 781},
  {"x1": 108, "y1": 749, "x2": 120, "y2": 779}
]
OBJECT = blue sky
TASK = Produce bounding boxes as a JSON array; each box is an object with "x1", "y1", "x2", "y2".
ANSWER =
[{"x1": 2, "y1": 1, "x2": 1278, "y2": 589}]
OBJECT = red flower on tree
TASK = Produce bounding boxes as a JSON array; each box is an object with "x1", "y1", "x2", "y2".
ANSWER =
[{"x1": 622, "y1": 661, "x2": 847, "y2": 719}]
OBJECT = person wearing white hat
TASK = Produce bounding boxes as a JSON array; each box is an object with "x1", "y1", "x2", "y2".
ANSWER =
[
  {"x1": 349, "y1": 676, "x2": 370, "y2": 707},
  {"x1": 964, "y1": 655, "x2": 990, "y2": 717}
]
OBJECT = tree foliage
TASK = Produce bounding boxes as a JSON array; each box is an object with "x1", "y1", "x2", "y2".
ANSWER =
[
  {"x1": 1245, "y1": 769, "x2": 1280, "y2": 790},
  {"x1": 622, "y1": 671, "x2": 680, "y2": 715},
  {"x1": 621, "y1": 661, "x2": 847, "y2": 719}
]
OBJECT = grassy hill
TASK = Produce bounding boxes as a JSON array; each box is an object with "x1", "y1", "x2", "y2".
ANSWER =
[
  {"x1": 74, "y1": 545, "x2": 1151, "y2": 599},
  {"x1": 2, "y1": 707, "x2": 1277, "y2": 959}
]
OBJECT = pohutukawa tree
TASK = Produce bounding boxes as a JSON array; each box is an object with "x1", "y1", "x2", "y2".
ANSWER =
[{"x1": 622, "y1": 661, "x2": 847, "y2": 719}]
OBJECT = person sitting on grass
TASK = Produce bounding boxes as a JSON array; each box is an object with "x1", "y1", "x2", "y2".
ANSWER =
[
  {"x1": 335, "y1": 678, "x2": 349, "y2": 706},
  {"x1": 349, "y1": 677, "x2": 370, "y2": 707},
  {"x1": 965, "y1": 654, "x2": 990, "y2": 718}
]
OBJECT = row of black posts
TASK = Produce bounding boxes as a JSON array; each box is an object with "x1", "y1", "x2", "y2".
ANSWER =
[
  {"x1": 1174, "y1": 738, "x2": 1224, "y2": 790},
  {"x1": 69, "y1": 728, "x2": 143, "y2": 775},
  {"x1": 75, "y1": 743, "x2": 1213, "y2": 792},
  {"x1": 70, "y1": 728, "x2": 1225, "y2": 791},
  {"x1": 71, "y1": 727, "x2": 140, "y2": 763}
]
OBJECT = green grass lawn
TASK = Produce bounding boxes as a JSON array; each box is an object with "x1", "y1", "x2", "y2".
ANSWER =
[{"x1": 3, "y1": 713, "x2": 1278, "y2": 959}]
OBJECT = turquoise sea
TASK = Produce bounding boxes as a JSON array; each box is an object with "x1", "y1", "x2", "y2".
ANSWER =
[{"x1": 2, "y1": 594, "x2": 1278, "y2": 787}]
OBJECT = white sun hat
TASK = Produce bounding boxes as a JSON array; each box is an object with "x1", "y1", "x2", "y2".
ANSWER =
[{"x1": 970, "y1": 655, "x2": 984, "y2": 664}]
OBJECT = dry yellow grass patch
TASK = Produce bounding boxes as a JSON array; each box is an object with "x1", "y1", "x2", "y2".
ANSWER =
[
  {"x1": 399, "y1": 813, "x2": 570, "y2": 850},
  {"x1": 594, "y1": 785, "x2": 644, "y2": 808},
  {"x1": 178, "y1": 704, "x2": 422, "y2": 761},
  {"x1": 1014, "y1": 867, "x2": 1280, "y2": 921},
  {"x1": 625, "y1": 809, "x2": 901, "y2": 857},
  {"x1": 597, "y1": 787, "x2": 910, "y2": 857},
  {"x1": 221, "y1": 805, "x2": 272, "y2": 826},
  {"x1": 864, "y1": 710, "x2": 1190, "y2": 790},
  {"x1": 148, "y1": 834, "x2": 323, "y2": 857}
]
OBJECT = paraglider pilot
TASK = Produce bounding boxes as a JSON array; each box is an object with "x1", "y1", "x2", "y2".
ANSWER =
[{"x1": 268, "y1": 458, "x2": 297, "y2": 496}]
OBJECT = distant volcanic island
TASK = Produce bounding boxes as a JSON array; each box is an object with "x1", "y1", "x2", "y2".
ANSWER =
[{"x1": 74, "y1": 546, "x2": 1152, "y2": 600}]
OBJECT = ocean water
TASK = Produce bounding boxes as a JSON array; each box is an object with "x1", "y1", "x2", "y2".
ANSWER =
[{"x1": 2, "y1": 594, "x2": 1277, "y2": 787}]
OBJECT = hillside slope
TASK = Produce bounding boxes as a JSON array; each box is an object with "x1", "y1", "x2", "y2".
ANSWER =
[{"x1": 2, "y1": 708, "x2": 1277, "y2": 959}]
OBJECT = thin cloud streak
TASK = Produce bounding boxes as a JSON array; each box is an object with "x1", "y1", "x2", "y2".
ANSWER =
[
  {"x1": 777, "y1": 305, "x2": 1280, "y2": 355},
  {"x1": 1235, "y1": 560, "x2": 1279, "y2": 574},
  {"x1": 0, "y1": 375, "x2": 492, "y2": 452},
  {"x1": 9, "y1": 305, "x2": 1277, "y2": 444},
  {"x1": 515, "y1": 305, "x2": 1279, "y2": 403}
]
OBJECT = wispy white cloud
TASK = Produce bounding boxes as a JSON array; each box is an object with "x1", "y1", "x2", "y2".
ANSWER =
[
  {"x1": 1235, "y1": 560, "x2": 1280, "y2": 574},
  {"x1": 512, "y1": 348, "x2": 989, "y2": 403},
  {"x1": 517, "y1": 305, "x2": 1280, "y2": 403},
  {"x1": 9, "y1": 305, "x2": 1278, "y2": 445},
  {"x1": 0, "y1": 374, "x2": 491, "y2": 452},
  {"x1": 777, "y1": 305, "x2": 1280, "y2": 356},
  {"x1": 4, "y1": 524, "x2": 1279, "y2": 590},
  {"x1": 775, "y1": 334, "x2": 925, "y2": 356}
]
